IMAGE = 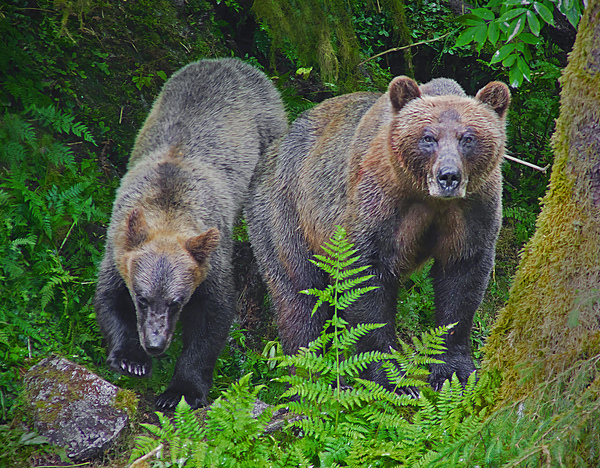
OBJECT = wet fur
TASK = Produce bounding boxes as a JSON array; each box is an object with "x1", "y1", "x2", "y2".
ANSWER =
[
  {"x1": 247, "y1": 76, "x2": 509, "y2": 390},
  {"x1": 95, "y1": 58, "x2": 287, "y2": 410}
]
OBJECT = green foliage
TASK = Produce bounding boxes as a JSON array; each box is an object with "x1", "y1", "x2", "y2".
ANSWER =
[
  {"x1": 0, "y1": 88, "x2": 115, "y2": 419},
  {"x1": 212, "y1": 324, "x2": 288, "y2": 404},
  {"x1": 130, "y1": 227, "x2": 497, "y2": 467},
  {"x1": 0, "y1": 425, "x2": 69, "y2": 468},
  {"x1": 455, "y1": 0, "x2": 583, "y2": 86},
  {"x1": 396, "y1": 261, "x2": 436, "y2": 340},
  {"x1": 129, "y1": 374, "x2": 295, "y2": 467},
  {"x1": 300, "y1": 226, "x2": 379, "y2": 315},
  {"x1": 253, "y1": 0, "x2": 411, "y2": 90},
  {"x1": 132, "y1": 69, "x2": 168, "y2": 91},
  {"x1": 427, "y1": 357, "x2": 600, "y2": 466}
]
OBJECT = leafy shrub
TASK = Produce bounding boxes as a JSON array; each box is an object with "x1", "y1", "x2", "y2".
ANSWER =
[{"x1": 0, "y1": 101, "x2": 115, "y2": 419}]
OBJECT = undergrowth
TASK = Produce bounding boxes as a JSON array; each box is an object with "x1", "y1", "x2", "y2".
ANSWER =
[
  {"x1": 0, "y1": 99, "x2": 114, "y2": 421},
  {"x1": 129, "y1": 227, "x2": 496, "y2": 467}
]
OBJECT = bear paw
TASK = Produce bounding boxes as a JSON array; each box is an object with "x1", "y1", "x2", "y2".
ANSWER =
[
  {"x1": 429, "y1": 358, "x2": 476, "y2": 391},
  {"x1": 107, "y1": 348, "x2": 152, "y2": 377},
  {"x1": 156, "y1": 388, "x2": 208, "y2": 411}
]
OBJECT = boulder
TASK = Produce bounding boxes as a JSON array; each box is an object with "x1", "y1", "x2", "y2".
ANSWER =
[{"x1": 23, "y1": 356, "x2": 136, "y2": 461}]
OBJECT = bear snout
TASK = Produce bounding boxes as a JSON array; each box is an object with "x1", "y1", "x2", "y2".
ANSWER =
[
  {"x1": 437, "y1": 166, "x2": 462, "y2": 192},
  {"x1": 427, "y1": 155, "x2": 467, "y2": 198},
  {"x1": 139, "y1": 313, "x2": 172, "y2": 356},
  {"x1": 144, "y1": 333, "x2": 168, "y2": 356}
]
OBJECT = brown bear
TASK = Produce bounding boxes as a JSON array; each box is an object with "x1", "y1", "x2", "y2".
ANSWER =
[
  {"x1": 95, "y1": 58, "x2": 287, "y2": 410},
  {"x1": 246, "y1": 76, "x2": 510, "y2": 391}
]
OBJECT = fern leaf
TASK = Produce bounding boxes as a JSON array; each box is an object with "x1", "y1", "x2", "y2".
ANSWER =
[
  {"x1": 337, "y1": 285, "x2": 379, "y2": 309},
  {"x1": 128, "y1": 435, "x2": 161, "y2": 464}
]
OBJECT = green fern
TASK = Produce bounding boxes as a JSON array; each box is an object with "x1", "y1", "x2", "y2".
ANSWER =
[
  {"x1": 128, "y1": 227, "x2": 497, "y2": 467},
  {"x1": 130, "y1": 373, "x2": 299, "y2": 467},
  {"x1": 0, "y1": 91, "x2": 114, "y2": 418},
  {"x1": 27, "y1": 104, "x2": 96, "y2": 144}
]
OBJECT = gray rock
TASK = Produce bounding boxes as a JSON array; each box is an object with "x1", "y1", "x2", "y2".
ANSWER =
[{"x1": 23, "y1": 356, "x2": 136, "y2": 461}]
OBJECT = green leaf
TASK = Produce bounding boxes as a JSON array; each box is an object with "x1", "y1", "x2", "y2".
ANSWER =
[
  {"x1": 490, "y1": 43, "x2": 516, "y2": 64},
  {"x1": 470, "y1": 8, "x2": 495, "y2": 20},
  {"x1": 473, "y1": 24, "x2": 488, "y2": 49},
  {"x1": 516, "y1": 42, "x2": 533, "y2": 60},
  {"x1": 498, "y1": 8, "x2": 528, "y2": 23},
  {"x1": 455, "y1": 27, "x2": 476, "y2": 47},
  {"x1": 509, "y1": 63, "x2": 524, "y2": 87},
  {"x1": 526, "y1": 10, "x2": 541, "y2": 35},
  {"x1": 519, "y1": 32, "x2": 540, "y2": 44},
  {"x1": 517, "y1": 55, "x2": 532, "y2": 82},
  {"x1": 487, "y1": 21, "x2": 500, "y2": 45},
  {"x1": 455, "y1": 13, "x2": 484, "y2": 25},
  {"x1": 563, "y1": 4, "x2": 581, "y2": 28},
  {"x1": 533, "y1": 2, "x2": 554, "y2": 25},
  {"x1": 502, "y1": 54, "x2": 517, "y2": 67},
  {"x1": 506, "y1": 15, "x2": 526, "y2": 43}
]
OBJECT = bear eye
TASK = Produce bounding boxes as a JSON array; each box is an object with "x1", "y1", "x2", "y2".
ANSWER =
[
  {"x1": 422, "y1": 135, "x2": 436, "y2": 144},
  {"x1": 137, "y1": 296, "x2": 149, "y2": 309},
  {"x1": 169, "y1": 299, "x2": 183, "y2": 311},
  {"x1": 461, "y1": 135, "x2": 474, "y2": 144}
]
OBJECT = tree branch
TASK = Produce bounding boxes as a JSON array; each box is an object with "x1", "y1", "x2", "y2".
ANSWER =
[
  {"x1": 359, "y1": 32, "x2": 453, "y2": 66},
  {"x1": 504, "y1": 154, "x2": 550, "y2": 173}
]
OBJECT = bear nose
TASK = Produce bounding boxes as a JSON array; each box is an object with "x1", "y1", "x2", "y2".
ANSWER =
[
  {"x1": 145, "y1": 335, "x2": 167, "y2": 356},
  {"x1": 437, "y1": 167, "x2": 461, "y2": 190},
  {"x1": 144, "y1": 326, "x2": 169, "y2": 356}
]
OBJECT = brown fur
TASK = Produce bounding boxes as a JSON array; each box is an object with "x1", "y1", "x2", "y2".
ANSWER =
[
  {"x1": 95, "y1": 58, "x2": 287, "y2": 410},
  {"x1": 247, "y1": 75, "x2": 510, "y2": 390}
]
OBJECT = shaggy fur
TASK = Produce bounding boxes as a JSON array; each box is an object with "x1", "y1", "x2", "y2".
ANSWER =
[
  {"x1": 246, "y1": 76, "x2": 510, "y2": 390},
  {"x1": 95, "y1": 58, "x2": 287, "y2": 410}
]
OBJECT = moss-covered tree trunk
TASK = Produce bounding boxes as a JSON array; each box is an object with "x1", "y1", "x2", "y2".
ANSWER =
[{"x1": 483, "y1": 0, "x2": 600, "y2": 402}]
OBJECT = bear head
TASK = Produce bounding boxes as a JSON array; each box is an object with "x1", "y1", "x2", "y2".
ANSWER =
[
  {"x1": 116, "y1": 208, "x2": 220, "y2": 356},
  {"x1": 388, "y1": 76, "x2": 510, "y2": 199}
]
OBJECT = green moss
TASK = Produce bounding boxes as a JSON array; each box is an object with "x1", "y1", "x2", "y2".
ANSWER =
[
  {"x1": 113, "y1": 388, "x2": 138, "y2": 416},
  {"x1": 482, "y1": 0, "x2": 600, "y2": 404}
]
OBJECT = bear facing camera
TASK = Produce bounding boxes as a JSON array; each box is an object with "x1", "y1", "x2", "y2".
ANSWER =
[
  {"x1": 95, "y1": 58, "x2": 287, "y2": 410},
  {"x1": 247, "y1": 75, "x2": 510, "y2": 392}
]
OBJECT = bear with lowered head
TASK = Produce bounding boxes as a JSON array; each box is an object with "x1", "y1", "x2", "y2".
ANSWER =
[
  {"x1": 95, "y1": 58, "x2": 287, "y2": 410},
  {"x1": 246, "y1": 75, "x2": 510, "y2": 391}
]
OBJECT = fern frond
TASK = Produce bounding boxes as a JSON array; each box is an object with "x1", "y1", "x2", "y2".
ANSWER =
[
  {"x1": 10, "y1": 235, "x2": 37, "y2": 251},
  {"x1": 337, "y1": 285, "x2": 379, "y2": 309},
  {"x1": 337, "y1": 323, "x2": 385, "y2": 351},
  {"x1": 173, "y1": 397, "x2": 204, "y2": 440},
  {"x1": 28, "y1": 104, "x2": 96, "y2": 145},
  {"x1": 128, "y1": 435, "x2": 162, "y2": 464}
]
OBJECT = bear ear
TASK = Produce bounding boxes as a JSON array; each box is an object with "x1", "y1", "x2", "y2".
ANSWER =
[
  {"x1": 475, "y1": 81, "x2": 511, "y2": 119},
  {"x1": 125, "y1": 208, "x2": 149, "y2": 251},
  {"x1": 388, "y1": 76, "x2": 421, "y2": 113},
  {"x1": 186, "y1": 228, "x2": 220, "y2": 265}
]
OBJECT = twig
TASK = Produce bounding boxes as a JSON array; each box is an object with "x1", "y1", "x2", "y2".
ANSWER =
[
  {"x1": 359, "y1": 32, "x2": 453, "y2": 66},
  {"x1": 128, "y1": 443, "x2": 164, "y2": 468},
  {"x1": 504, "y1": 154, "x2": 550, "y2": 173},
  {"x1": 35, "y1": 463, "x2": 90, "y2": 468}
]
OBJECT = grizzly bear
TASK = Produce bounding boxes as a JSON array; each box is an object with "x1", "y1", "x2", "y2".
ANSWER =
[
  {"x1": 246, "y1": 76, "x2": 510, "y2": 391},
  {"x1": 95, "y1": 58, "x2": 287, "y2": 410}
]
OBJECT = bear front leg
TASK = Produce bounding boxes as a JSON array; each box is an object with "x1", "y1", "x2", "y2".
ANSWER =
[
  {"x1": 95, "y1": 255, "x2": 152, "y2": 377},
  {"x1": 155, "y1": 277, "x2": 235, "y2": 411},
  {"x1": 350, "y1": 275, "x2": 420, "y2": 397},
  {"x1": 429, "y1": 251, "x2": 494, "y2": 390}
]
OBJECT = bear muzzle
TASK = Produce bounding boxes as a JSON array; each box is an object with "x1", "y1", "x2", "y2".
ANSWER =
[
  {"x1": 427, "y1": 155, "x2": 468, "y2": 199},
  {"x1": 437, "y1": 166, "x2": 461, "y2": 191},
  {"x1": 138, "y1": 311, "x2": 174, "y2": 356}
]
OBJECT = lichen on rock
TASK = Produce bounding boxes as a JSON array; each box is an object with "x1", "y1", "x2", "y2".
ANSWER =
[{"x1": 24, "y1": 356, "x2": 137, "y2": 461}]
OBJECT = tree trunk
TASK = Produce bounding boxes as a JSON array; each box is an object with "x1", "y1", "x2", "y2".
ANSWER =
[{"x1": 482, "y1": 0, "x2": 600, "y2": 403}]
